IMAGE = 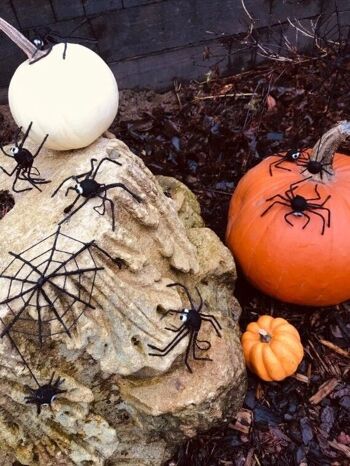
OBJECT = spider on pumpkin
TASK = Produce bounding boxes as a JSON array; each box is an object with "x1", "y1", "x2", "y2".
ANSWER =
[
  {"x1": 148, "y1": 283, "x2": 222, "y2": 373},
  {"x1": 25, "y1": 372, "x2": 66, "y2": 415},
  {"x1": 261, "y1": 178, "x2": 331, "y2": 235},
  {"x1": 0, "y1": 122, "x2": 50, "y2": 193},
  {"x1": 29, "y1": 20, "x2": 98, "y2": 64},
  {"x1": 268, "y1": 148, "x2": 304, "y2": 176},
  {"x1": 51, "y1": 158, "x2": 142, "y2": 231},
  {"x1": 295, "y1": 154, "x2": 333, "y2": 178}
]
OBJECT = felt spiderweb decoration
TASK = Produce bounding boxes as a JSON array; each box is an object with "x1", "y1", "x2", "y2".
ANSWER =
[{"x1": 0, "y1": 227, "x2": 104, "y2": 345}]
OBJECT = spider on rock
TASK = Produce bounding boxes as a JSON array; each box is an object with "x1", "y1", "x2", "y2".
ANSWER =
[
  {"x1": 148, "y1": 283, "x2": 222, "y2": 373},
  {"x1": 51, "y1": 158, "x2": 142, "y2": 231},
  {"x1": 261, "y1": 178, "x2": 331, "y2": 235},
  {"x1": 0, "y1": 122, "x2": 49, "y2": 193},
  {"x1": 25, "y1": 372, "x2": 66, "y2": 415}
]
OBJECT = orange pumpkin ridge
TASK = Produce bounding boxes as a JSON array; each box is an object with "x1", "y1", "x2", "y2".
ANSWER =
[{"x1": 226, "y1": 122, "x2": 350, "y2": 306}]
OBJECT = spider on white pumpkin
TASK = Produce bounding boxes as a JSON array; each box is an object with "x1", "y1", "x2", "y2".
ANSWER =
[
  {"x1": 30, "y1": 20, "x2": 98, "y2": 64},
  {"x1": 51, "y1": 158, "x2": 142, "y2": 231},
  {"x1": 0, "y1": 121, "x2": 50, "y2": 193}
]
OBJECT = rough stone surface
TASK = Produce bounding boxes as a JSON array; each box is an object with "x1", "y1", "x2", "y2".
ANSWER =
[{"x1": 0, "y1": 136, "x2": 246, "y2": 465}]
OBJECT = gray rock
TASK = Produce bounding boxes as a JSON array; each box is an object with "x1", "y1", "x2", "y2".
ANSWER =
[{"x1": 0, "y1": 136, "x2": 246, "y2": 465}]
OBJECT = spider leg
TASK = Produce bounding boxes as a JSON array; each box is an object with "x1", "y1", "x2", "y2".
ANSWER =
[
  {"x1": 194, "y1": 337, "x2": 212, "y2": 352},
  {"x1": 105, "y1": 195, "x2": 116, "y2": 232},
  {"x1": 195, "y1": 287, "x2": 204, "y2": 313},
  {"x1": 0, "y1": 163, "x2": 16, "y2": 176},
  {"x1": 148, "y1": 328, "x2": 189, "y2": 355},
  {"x1": 33, "y1": 133, "x2": 49, "y2": 158},
  {"x1": 58, "y1": 198, "x2": 89, "y2": 225},
  {"x1": 261, "y1": 201, "x2": 290, "y2": 217},
  {"x1": 18, "y1": 122, "x2": 33, "y2": 149},
  {"x1": 92, "y1": 157, "x2": 122, "y2": 179},
  {"x1": 107, "y1": 183, "x2": 142, "y2": 203},
  {"x1": 65, "y1": 186, "x2": 78, "y2": 198},
  {"x1": 27, "y1": 168, "x2": 50, "y2": 187},
  {"x1": 51, "y1": 176, "x2": 78, "y2": 198},
  {"x1": 306, "y1": 184, "x2": 322, "y2": 201},
  {"x1": 284, "y1": 211, "x2": 296, "y2": 227},
  {"x1": 286, "y1": 176, "x2": 312, "y2": 198},
  {"x1": 160, "y1": 309, "x2": 183, "y2": 320},
  {"x1": 93, "y1": 194, "x2": 107, "y2": 216},
  {"x1": 201, "y1": 314, "x2": 222, "y2": 336},
  {"x1": 270, "y1": 158, "x2": 293, "y2": 176},
  {"x1": 301, "y1": 212, "x2": 311, "y2": 230},
  {"x1": 85, "y1": 159, "x2": 98, "y2": 179},
  {"x1": 167, "y1": 283, "x2": 195, "y2": 309},
  {"x1": 316, "y1": 194, "x2": 331, "y2": 207},
  {"x1": 63, "y1": 42, "x2": 68, "y2": 59},
  {"x1": 0, "y1": 145, "x2": 14, "y2": 158},
  {"x1": 12, "y1": 168, "x2": 33, "y2": 193},
  {"x1": 19, "y1": 169, "x2": 43, "y2": 192},
  {"x1": 182, "y1": 331, "x2": 195, "y2": 373},
  {"x1": 306, "y1": 209, "x2": 327, "y2": 235}
]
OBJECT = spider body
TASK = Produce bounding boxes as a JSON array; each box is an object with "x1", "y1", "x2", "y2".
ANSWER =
[
  {"x1": 52, "y1": 158, "x2": 142, "y2": 231},
  {"x1": 25, "y1": 373, "x2": 66, "y2": 415},
  {"x1": 148, "y1": 283, "x2": 222, "y2": 373},
  {"x1": 261, "y1": 178, "x2": 331, "y2": 235},
  {"x1": 296, "y1": 156, "x2": 332, "y2": 178},
  {"x1": 0, "y1": 122, "x2": 49, "y2": 193},
  {"x1": 268, "y1": 148, "x2": 302, "y2": 176},
  {"x1": 290, "y1": 195, "x2": 308, "y2": 212},
  {"x1": 180, "y1": 308, "x2": 202, "y2": 331},
  {"x1": 77, "y1": 178, "x2": 101, "y2": 197}
]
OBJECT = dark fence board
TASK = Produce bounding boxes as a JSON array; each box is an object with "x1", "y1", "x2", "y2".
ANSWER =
[{"x1": 0, "y1": 0, "x2": 342, "y2": 102}]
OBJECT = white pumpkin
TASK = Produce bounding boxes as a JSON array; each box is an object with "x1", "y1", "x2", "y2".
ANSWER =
[{"x1": 0, "y1": 17, "x2": 118, "y2": 151}]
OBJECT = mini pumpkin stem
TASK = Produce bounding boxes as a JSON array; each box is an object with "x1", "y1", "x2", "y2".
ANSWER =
[
  {"x1": 258, "y1": 329, "x2": 272, "y2": 343},
  {"x1": 305, "y1": 121, "x2": 350, "y2": 182},
  {"x1": 0, "y1": 17, "x2": 45, "y2": 61}
]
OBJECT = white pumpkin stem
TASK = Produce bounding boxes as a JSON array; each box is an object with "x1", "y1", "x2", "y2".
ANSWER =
[
  {"x1": 0, "y1": 17, "x2": 45, "y2": 61},
  {"x1": 305, "y1": 121, "x2": 350, "y2": 182},
  {"x1": 258, "y1": 329, "x2": 271, "y2": 343}
]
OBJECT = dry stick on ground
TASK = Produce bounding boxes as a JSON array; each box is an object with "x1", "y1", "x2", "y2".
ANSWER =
[{"x1": 309, "y1": 378, "x2": 339, "y2": 405}]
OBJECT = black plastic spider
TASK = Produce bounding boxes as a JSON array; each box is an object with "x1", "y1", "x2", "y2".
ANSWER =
[
  {"x1": 30, "y1": 20, "x2": 97, "y2": 64},
  {"x1": 296, "y1": 154, "x2": 333, "y2": 178},
  {"x1": 148, "y1": 283, "x2": 222, "y2": 373},
  {"x1": 0, "y1": 122, "x2": 49, "y2": 193},
  {"x1": 261, "y1": 178, "x2": 331, "y2": 235},
  {"x1": 25, "y1": 372, "x2": 66, "y2": 415},
  {"x1": 268, "y1": 149, "x2": 303, "y2": 176},
  {"x1": 51, "y1": 158, "x2": 142, "y2": 231}
]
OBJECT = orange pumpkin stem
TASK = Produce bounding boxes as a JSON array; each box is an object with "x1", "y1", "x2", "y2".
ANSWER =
[
  {"x1": 306, "y1": 121, "x2": 350, "y2": 182},
  {"x1": 0, "y1": 17, "x2": 45, "y2": 61},
  {"x1": 258, "y1": 329, "x2": 272, "y2": 343}
]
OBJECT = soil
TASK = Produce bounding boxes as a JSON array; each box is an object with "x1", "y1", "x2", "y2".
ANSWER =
[{"x1": 1, "y1": 51, "x2": 350, "y2": 466}]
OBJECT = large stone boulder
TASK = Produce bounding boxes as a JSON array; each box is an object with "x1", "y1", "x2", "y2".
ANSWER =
[{"x1": 0, "y1": 136, "x2": 246, "y2": 465}]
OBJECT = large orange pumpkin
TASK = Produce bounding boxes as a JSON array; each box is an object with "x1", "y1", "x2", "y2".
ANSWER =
[
  {"x1": 241, "y1": 315, "x2": 304, "y2": 381},
  {"x1": 226, "y1": 122, "x2": 350, "y2": 306}
]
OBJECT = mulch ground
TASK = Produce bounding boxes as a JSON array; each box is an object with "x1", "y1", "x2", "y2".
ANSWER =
[{"x1": 1, "y1": 47, "x2": 350, "y2": 466}]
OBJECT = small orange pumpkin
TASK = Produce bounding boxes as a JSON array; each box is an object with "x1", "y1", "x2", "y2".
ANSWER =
[
  {"x1": 241, "y1": 315, "x2": 304, "y2": 381},
  {"x1": 226, "y1": 122, "x2": 350, "y2": 306}
]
